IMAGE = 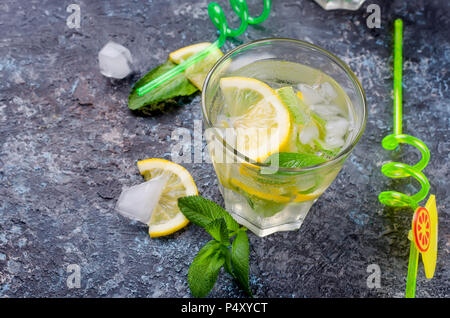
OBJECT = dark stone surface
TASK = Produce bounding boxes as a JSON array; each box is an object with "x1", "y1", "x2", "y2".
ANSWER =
[{"x1": 0, "y1": 0, "x2": 448, "y2": 297}]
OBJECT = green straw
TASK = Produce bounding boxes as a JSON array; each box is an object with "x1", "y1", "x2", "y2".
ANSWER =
[
  {"x1": 136, "y1": 41, "x2": 220, "y2": 96},
  {"x1": 393, "y1": 18, "x2": 418, "y2": 299},
  {"x1": 379, "y1": 19, "x2": 430, "y2": 209},
  {"x1": 393, "y1": 19, "x2": 403, "y2": 135}
]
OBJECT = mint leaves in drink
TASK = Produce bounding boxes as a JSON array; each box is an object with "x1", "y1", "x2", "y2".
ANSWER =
[
  {"x1": 265, "y1": 152, "x2": 327, "y2": 169},
  {"x1": 277, "y1": 86, "x2": 310, "y2": 125},
  {"x1": 178, "y1": 195, "x2": 251, "y2": 297}
]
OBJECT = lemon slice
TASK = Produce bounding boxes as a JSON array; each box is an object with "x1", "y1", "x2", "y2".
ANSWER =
[
  {"x1": 230, "y1": 177, "x2": 291, "y2": 203},
  {"x1": 169, "y1": 42, "x2": 211, "y2": 63},
  {"x1": 220, "y1": 77, "x2": 291, "y2": 162},
  {"x1": 236, "y1": 163, "x2": 321, "y2": 202},
  {"x1": 169, "y1": 42, "x2": 223, "y2": 90},
  {"x1": 137, "y1": 159, "x2": 198, "y2": 237}
]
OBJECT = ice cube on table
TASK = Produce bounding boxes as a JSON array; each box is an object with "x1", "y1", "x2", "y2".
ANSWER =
[
  {"x1": 115, "y1": 175, "x2": 168, "y2": 224},
  {"x1": 98, "y1": 41, "x2": 133, "y2": 79}
]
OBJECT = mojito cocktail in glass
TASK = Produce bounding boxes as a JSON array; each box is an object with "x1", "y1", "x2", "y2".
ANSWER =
[{"x1": 202, "y1": 39, "x2": 367, "y2": 237}]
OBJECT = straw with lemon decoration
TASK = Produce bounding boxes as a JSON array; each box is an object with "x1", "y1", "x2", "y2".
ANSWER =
[{"x1": 379, "y1": 19, "x2": 438, "y2": 298}]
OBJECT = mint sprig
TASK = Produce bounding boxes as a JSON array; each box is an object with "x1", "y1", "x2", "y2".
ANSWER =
[{"x1": 178, "y1": 195, "x2": 251, "y2": 297}]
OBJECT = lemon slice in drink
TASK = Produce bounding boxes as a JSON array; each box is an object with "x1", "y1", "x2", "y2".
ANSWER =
[
  {"x1": 137, "y1": 159, "x2": 198, "y2": 237},
  {"x1": 220, "y1": 77, "x2": 291, "y2": 162},
  {"x1": 169, "y1": 42, "x2": 223, "y2": 90},
  {"x1": 230, "y1": 177, "x2": 291, "y2": 203}
]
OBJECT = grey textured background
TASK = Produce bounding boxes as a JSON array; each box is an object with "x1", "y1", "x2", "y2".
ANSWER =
[{"x1": 0, "y1": 0, "x2": 448, "y2": 297}]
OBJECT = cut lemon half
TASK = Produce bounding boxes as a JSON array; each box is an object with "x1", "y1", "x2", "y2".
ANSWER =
[
  {"x1": 169, "y1": 42, "x2": 223, "y2": 90},
  {"x1": 220, "y1": 77, "x2": 291, "y2": 162},
  {"x1": 137, "y1": 159, "x2": 198, "y2": 237}
]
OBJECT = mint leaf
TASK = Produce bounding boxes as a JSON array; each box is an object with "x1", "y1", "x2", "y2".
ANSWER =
[
  {"x1": 311, "y1": 112, "x2": 327, "y2": 138},
  {"x1": 313, "y1": 139, "x2": 341, "y2": 159},
  {"x1": 221, "y1": 245, "x2": 233, "y2": 276},
  {"x1": 188, "y1": 240, "x2": 225, "y2": 298},
  {"x1": 277, "y1": 86, "x2": 310, "y2": 124},
  {"x1": 231, "y1": 230, "x2": 251, "y2": 296},
  {"x1": 205, "y1": 218, "x2": 229, "y2": 244},
  {"x1": 128, "y1": 60, "x2": 198, "y2": 111},
  {"x1": 265, "y1": 152, "x2": 327, "y2": 169},
  {"x1": 295, "y1": 139, "x2": 316, "y2": 154},
  {"x1": 178, "y1": 195, "x2": 240, "y2": 232}
]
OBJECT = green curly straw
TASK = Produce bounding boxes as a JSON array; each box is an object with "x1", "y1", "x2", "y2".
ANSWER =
[{"x1": 379, "y1": 19, "x2": 432, "y2": 298}]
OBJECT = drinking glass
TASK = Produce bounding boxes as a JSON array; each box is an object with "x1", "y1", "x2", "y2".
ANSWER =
[{"x1": 202, "y1": 38, "x2": 367, "y2": 237}]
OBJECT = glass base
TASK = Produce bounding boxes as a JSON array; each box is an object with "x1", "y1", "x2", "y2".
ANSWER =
[
  {"x1": 229, "y1": 212, "x2": 307, "y2": 237},
  {"x1": 220, "y1": 185, "x2": 316, "y2": 237}
]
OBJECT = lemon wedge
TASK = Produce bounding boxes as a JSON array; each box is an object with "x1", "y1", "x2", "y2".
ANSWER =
[
  {"x1": 220, "y1": 77, "x2": 291, "y2": 162},
  {"x1": 169, "y1": 42, "x2": 223, "y2": 90},
  {"x1": 137, "y1": 159, "x2": 198, "y2": 237}
]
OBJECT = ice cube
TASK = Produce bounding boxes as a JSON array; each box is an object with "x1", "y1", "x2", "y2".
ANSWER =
[
  {"x1": 297, "y1": 84, "x2": 324, "y2": 105},
  {"x1": 325, "y1": 116, "x2": 349, "y2": 137},
  {"x1": 320, "y1": 82, "x2": 337, "y2": 102},
  {"x1": 99, "y1": 41, "x2": 133, "y2": 79},
  {"x1": 310, "y1": 104, "x2": 343, "y2": 118},
  {"x1": 325, "y1": 135, "x2": 345, "y2": 148},
  {"x1": 115, "y1": 175, "x2": 168, "y2": 224},
  {"x1": 298, "y1": 123, "x2": 319, "y2": 145}
]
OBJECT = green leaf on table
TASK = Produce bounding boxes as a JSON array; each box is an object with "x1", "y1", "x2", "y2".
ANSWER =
[
  {"x1": 205, "y1": 218, "x2": 229, "y2": 244},
  {"x1": 221, "y1": 244, "x2": 233, "y2": 276},
  {"x1": 231, "y1": 230, "x2": 251, "y2": 296},
  {"x1": 265, "y1": 152, "x2": 327, "y2": 169},
  {"x1": 178, "y1": 195, "x2": 240, "y2": 232},
  {"x1": 188, "y1": 240, "x2": 225, "y2": 298},
  {"x1": 128, "y1": 59, "x2": 198, "y2": 111}
]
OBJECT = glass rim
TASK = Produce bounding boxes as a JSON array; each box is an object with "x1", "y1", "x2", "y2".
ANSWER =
[{"x1": 201, "y1": 37, "x2": 367, "y2": 172}]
